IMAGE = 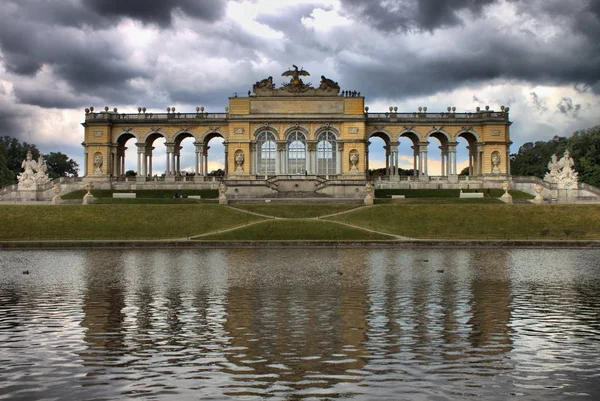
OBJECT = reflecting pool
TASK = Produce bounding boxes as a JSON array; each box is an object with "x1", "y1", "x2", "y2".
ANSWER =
[{"x1": 1, "y1": 248, "x2": 599, "y2": 400}]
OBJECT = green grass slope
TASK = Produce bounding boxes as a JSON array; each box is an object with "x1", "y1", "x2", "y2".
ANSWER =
[
  {"x1": 326, "y1": 204, "x2": 600, "y2": 240},
  {"x1": 0, "y1": 205, "x2": 264, "y2": 240}
]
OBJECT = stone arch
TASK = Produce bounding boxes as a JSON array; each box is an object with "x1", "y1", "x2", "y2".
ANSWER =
[
  {"x1": 115, "y1": 129, "x2": 139, "y2": 144},
  {"x1": 283, "y1": 123, "x2": 309, "y2": 139},
  {"x1": 366, "y1": 130, "x2": 391, "y2": 177},
  {"x1": 425, "y1": 128, "x2": 451, "y2": 143},
  {"x1": 314, "y1": 123, "x2": 340, "y2": 139},
  {"x1": 456, "y1": 130, "x2": 482, "y2": 176},
  {"x1": 253, "y1": 123, "x2": 280, "y2": 140},
  {"x1": 456, "y1": 129, "x2": 480, "y2": 144},
  {"x1": 201, "y1": 128, "x2": 227, "y2": 144},
  {"x1": 142, "y1": 129, "x2": 167, "y2": 143},
  {"x1": 173, "y1": 128, "x2": 198, "y2": 143}
]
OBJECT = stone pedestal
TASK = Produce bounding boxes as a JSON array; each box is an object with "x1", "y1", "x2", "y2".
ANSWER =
[
  {"x1": 17, "y1": 190, "x2": 39, "y2": 202},
  {"x1": 82, "y1": 194, "x2": 95, "y2": 204},
  {"x1": 218, "y1": 195, "x2": 228, "y2": 205},
  {"x1": 500, "y1": 192, "x2": 513, "y2": 204},
  {"x1": 364, "y1": 196, "x2": 373, "y2": 205},
  {"x1": 51, "y1": 195, "x2": 63, "y2": 205},
  {"x1": 533, "y1": 195, "x2": 545, "y2": 205}
]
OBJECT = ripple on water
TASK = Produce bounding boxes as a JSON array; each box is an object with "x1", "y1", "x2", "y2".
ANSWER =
[{"x1": 0, "y1": 248, "x2": 599, "y2": 400}]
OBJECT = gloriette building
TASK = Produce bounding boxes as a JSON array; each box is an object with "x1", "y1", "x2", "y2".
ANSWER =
[{"x1": 81, "y1": 66, "x2": 512, "y2": 198}]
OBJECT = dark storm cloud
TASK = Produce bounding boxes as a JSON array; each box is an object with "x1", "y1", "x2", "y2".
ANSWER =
[
  {"x1": 557, "y1": 97, "x2": 581, "y2": 117},
  {"x1": 339, "y1": 0, "x2": 497, "y2": 32},
  {"x1": 84, "y1": 0, "x2": 227, "y2": 27},
  {"x1": 530, "y1": 92, "x2": 548, "y2": 114}
]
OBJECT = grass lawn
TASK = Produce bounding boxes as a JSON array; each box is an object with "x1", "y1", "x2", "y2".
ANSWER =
[
  {"x1": 375, "y1": 198, "x2": 504, "y2": 205},
  {"x1": 198, "y1": 219, "x2": 394, "y2": 241},
  {"x1": 61, "y1": 189, "x2": 218, "y2": 200},
  {"x1": 230, "y1": 204, "x2": 361, "y2": 218},
  {"x1": 326, "y1": 204, "x2": 600, "y2": 240},
  {"x1": 0, "y1": 205, "x2": 264, "y2": 240},
  {"x1": 375, "y1": 188, "x2": 534, "y2": 199},
  {"x1": 93, "y1": 198, "x2": 218, "y2": 204}
]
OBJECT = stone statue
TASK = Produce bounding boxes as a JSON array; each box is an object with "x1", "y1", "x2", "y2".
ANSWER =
[
  {"x1": 364, "y1": 182, "x2": 375, "y2": 205},
  {"x1": 533, "y1": 184, "x2": 545, "y2": 204},
  {"x1": 51, "y1": 183, "x2": 62, "y2": 205},
  {"x1": 558, "y1": 150, "x2": 577, "y2": 183},
  {"x1": 349, "y1": 152, "x2": 359, "y2": 171},
  {"x1": 18, "y1": 150, "x2": 51, "y2": 189},
  {"x1": 500, "y1": 181, "x2": 513, "y2": 204},
  {"x1": 544, "y1": 154, "x2": 560, "y2": 183},
  {"x1": 82, "y1": 183, "x2": 94, "y2": 205},
  {"x1": 491, "y1": 151, "x2": 501, "y2": 174},
  {"x1": 281, "y1": 65, "x2": 311, "y2": 93},
  {"x1": 253, "y1": 76, "x2": 275, "y2": 94},
  {"x1": 94, "y1": 154, "x2": 103, "y2": 174},
  {"x1": 319, "y1": 75, "x2": 340, "y2": 93},
  {"x1": 235, "y1": 152, "x2": 244, "y2": 173},
  {"x1": 218, "y1": 181, "x2": 228, "y2": 204},
  {"x1": 544, "y1": 151, "x2": 578, "y2": 187}
]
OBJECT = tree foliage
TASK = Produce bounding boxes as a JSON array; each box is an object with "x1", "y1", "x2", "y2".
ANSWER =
[
  {"x1": 510, "y1": 125, "x2": 600, "y2": 187},
  {"x1": 43, "y1": 152, "x2": 79, "y2": 179}
]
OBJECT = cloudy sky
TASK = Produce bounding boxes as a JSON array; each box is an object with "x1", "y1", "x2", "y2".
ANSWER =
[{"x1": 1, "y1": 0, "x2": 599, "y2": 174}]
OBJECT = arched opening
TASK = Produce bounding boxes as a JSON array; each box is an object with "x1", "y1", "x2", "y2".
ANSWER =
[
  {"x1": 398, "y1": 132, "x2": 420, "y2": 177},
  {"x1": 367, "y1": 132, "x2": 389, "y2": 177},
  {"x1": 287, "y1": 131, "x2": 306, "y2": 175},
  {"x1": 144, "y1": 133, "x2": 167, "y2": 178},
  {"x1": 173, "y1": 132, "x2": 196, "y2": 180},
  {"x1": 255, "y1": 131, "x2": 276, "y2": 176},
  {"x1": 115, "y1": 133, "x2": 137, "y2": 177},
  {"x1": 204, "y1": 133, "x2": 225, "y2": 176},
  {"x1": 316, "y1": 131, "x2": 337, "y2": 176},
  {"x1": 457, "y1": 132, "x2": 479, "y2": 176},
  {"x1": 427, "y1": 132, "x2": 449, "y2": 176}
]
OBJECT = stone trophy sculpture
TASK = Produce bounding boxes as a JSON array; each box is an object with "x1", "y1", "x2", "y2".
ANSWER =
[
  {"x1": 18, "y1": 151, "x2": 51, "y2": 190},
  {"x1": 218, "y1": 181, "x2": 228, "y2": 204},
  {"x1": 364, "y1": 182, "x2": 375, "y2": 205}
]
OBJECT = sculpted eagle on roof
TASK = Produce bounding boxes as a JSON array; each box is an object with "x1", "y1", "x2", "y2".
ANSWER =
[{"x1": 282, "y1": 65, "x2": 310, "y2": 88}]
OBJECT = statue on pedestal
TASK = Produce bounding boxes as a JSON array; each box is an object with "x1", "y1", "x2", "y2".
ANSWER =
[
  {"x1": 349, "y1": 152, "x2": 359, "y2": 172},
  {"x1": 544, "y1": 151, "x2": 578, "y2": 188},
  {"x1": 235, "y1": 152, "x2": 244, "y2": 173},
  {"x1": 18, "y1": 151, "x2": 51, "y2": 189},
  {"x1": 364, "y1": 182, "x2": 375, "y2": 205},
  {"x1": 218, "y1": 181, "x2": 228, "y2": 204}
]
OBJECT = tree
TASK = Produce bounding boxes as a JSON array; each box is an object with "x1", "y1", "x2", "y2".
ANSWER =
[
  {"x1": 0, "y1": 151, "x2": 14, "y2": 187},
  {"x1": 510, "y1": 125, "x2": 600, "y2": 187},
  {"x1": 125, "y1": 170, "x2": 137, "y2": 177},
  {"x1": 0, "y1": 136, "x2": 41, "y2": 181},
  {"x1": 459, "y1": 167, "x2": 469, "y2": 176},
  {"x1": 43, "y1": 152, "x2": 79, "y2": 179}
]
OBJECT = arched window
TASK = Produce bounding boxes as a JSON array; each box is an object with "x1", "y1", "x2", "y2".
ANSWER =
[
  {"x1": 256, "y1": 131, "x2": 276, "y2": 175},
  {"x1": 287, "y1": 131, "x2": 306, "y2": 175},
  {"x1": 317, "y1": 131, "x2": 336, "y2": 175}
]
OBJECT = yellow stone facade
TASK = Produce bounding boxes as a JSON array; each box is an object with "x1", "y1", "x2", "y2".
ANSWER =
[{"x1": 82, "y1": 71, "x2": 511, "y2": 183}]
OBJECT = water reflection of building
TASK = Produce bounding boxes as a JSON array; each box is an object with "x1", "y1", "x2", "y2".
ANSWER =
[
  {"x1": 79, "y1": 251, "x2": 127, "y2": 371},
  {"x1": 362, "y1": 249, "x2": 514, "y2": 383},
  {"x1": 222, "y1": 249, "x2": 369, "y2": 398}
]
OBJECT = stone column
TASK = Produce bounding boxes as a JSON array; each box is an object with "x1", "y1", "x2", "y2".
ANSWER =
[
  {"x1": 337, "y1": 143, "x2": 344, "y2": 175},
  {"x1": 165, "y1": 142, "x2": 175, "y2": 176},
  {"x1": 275, "y1": 142, "x2": 285, "y2": 175},
  {"x1": 506, "y1": 150, "x2": 511, "y2": 175},
  {"x1": 418, "y1": 142, "x2": 429, "y2": 177},
  {"x1": 84, "y1": 152, "x2": 88, "y2": 177},
  {"x1": 111, "y1": 147, "x2": 118, "y2": 177},
  {"x1": 440, "y1": 145, "x2": 448, "y2": 177},
  {"x1": 204, "y1": 146, "x2": 209, "y2": 176},
  {"x1": 223, "y1": 142, "x2": 229, "y2": 176},
  {"x1": 385, "y1": 145, "x2": 390, "y2": 176},
  {"x1": 365, "y1": 140, "x2": 370, "y2": 174},
  {"x1": 412, "y1": 146, "x2": 418, "y2": 176},
  {"x1": 307, "y1": 142, "x2": 316, "y2": 175},
  {"x1": 448, "y1": 142, "x2": 458, "y2": 181},
  {"x1": 136, "y1": 143, "x2": 146, "y2": 177},
  {"x1": 194, "y1": 142, "x2": 204, "y2": 176},
  {"x1": 249, "y1": 142, "x2": 256, "y2": 175},
  {"x1": 478, "y1": 145, "x2": 484, "y2": 176},
  {"x1": 389, "y1": 143, "x2": 399, "y2": 177}
]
